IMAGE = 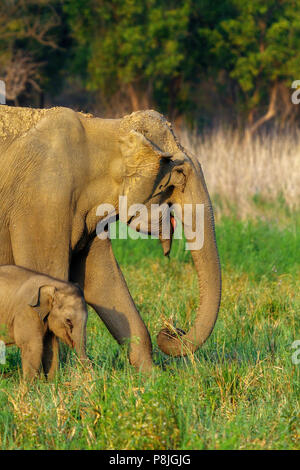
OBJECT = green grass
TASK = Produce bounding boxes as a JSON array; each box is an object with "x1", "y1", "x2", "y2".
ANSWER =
[{"x1": 0, "y1": 211, "x2": 299, "y2": 449}]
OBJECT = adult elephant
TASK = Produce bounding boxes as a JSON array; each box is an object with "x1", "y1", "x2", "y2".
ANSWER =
[{"x1": 0, "y1": 105, "x2": 221, "y2": 372}]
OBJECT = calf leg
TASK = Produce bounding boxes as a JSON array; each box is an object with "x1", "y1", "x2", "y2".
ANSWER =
[
  {"x1": 20, "y1": 338, "x2": 43, "y2": 381},
  {"x1": 42, "y1": 331, "x2": 59, "y2": 380}
]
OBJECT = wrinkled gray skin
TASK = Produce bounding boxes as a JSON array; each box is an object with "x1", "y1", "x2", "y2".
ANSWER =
[
  {"x1": 0, "y1": 265, "x2": 88, "y2": 380},
  {"x1": 0, "y1": 106, "x2": 221, "y2": 373}
]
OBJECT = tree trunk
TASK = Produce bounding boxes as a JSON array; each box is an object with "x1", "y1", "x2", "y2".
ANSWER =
[{"x1": 244, "y1": 83, "x2": 278, "y2": 142}]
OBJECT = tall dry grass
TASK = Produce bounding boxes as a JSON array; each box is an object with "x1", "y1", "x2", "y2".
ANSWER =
[{"x1": 181, "y1": 127, "x2": 300, "y2": 217}]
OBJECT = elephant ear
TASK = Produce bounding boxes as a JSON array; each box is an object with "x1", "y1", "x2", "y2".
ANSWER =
[
  {"x1": 120, "y1": 130, "x2": 172, "y2": 176},
  {"x1": 29, "y1": 285, "x2": 56, "y2": 321}
]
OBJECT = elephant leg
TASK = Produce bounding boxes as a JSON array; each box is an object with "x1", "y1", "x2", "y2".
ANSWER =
[
  {"x1": 42, "y1": 331, "x2": 60, "y2": 380},
  {"x1": 71, "y1": 237, "x2": 153, "y2": 372},
  {"x1": 20, "y1": 338, "x2": 43, "y2": 381}
]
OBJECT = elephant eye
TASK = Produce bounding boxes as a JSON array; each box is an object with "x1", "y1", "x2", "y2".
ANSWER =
[{"x1": 171, "y1": 168, "x2": 186, "y2": 188}]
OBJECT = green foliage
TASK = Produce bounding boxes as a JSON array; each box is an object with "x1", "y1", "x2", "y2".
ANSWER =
[
  {"x1": 63, "y1": 0, "x2": 241, "y2": 115},
  {"x1": 62, "y1": 0, "x2": 300, "y2": 123},
  {"x1": 2, "y1": 0, "x2": 300, "y2": 123},
  {"x1": 0, "y1": 0, "x2": 66, "y2": 102},
  {"x1": 64, "y1": 0, "x2": 194, "y2": 113},
  {"x1": 208, "y1": 0, "x2": 300, "y2": 112}
]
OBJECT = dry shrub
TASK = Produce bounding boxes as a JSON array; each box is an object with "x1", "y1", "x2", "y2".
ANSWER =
[{"x1": 181, "y1": 127, "x2": 300, "y2": 217}]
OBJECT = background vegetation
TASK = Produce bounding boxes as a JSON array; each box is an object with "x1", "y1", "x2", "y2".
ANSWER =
[
  {"x1": 0, "y1": 0, "x2": 299, "y2": 450},
  {"x1": 2, "y1": 0, "x2": 300, "y2": 133}
]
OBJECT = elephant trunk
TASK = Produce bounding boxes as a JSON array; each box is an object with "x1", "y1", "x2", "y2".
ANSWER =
[
  {"x1": 73, "y1": 324, "x2": 87, "y2": 360},
  {"x1": 157, "y1": 162, "x2": 222, "y2": 356}
]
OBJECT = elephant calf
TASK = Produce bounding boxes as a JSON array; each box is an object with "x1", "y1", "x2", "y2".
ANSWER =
[{"x1": 0, "y1": 265, "x2": 88, "y2": 380}]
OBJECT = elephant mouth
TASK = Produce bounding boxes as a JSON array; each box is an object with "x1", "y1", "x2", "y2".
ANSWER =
[
  {"x1": 170, "y1": 214, "x2": 176, "y2": 232},
  {"x1": 65, "y1": 331, "x2": 75, "y2": 348}
]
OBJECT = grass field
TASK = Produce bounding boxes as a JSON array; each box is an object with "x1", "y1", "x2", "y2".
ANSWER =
[{"x1": 0, "y1": 198, "x2": 299, "y2": 450}]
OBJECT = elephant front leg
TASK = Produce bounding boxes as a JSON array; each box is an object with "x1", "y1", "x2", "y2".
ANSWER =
[
  {"x1": 71, "y1": 237, "x2": 153, "y2": 372},
  {"x1": 21, "y1": 339, "x2": 43, "y2": 381},
  {"x1": 42, "y1": 331, "x2": 59, "y2": 380}
]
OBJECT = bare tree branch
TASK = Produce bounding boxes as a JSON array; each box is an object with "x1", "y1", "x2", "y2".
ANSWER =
[
  {"x1": 0, "y1": 0, "x2": 61, "y2": 102},
  {"x1": 0, "y1": 52, "x2": 43, "y2": 101},
  {"x1": 244, "y1": 83, "x2": 278, "y2": 141}
]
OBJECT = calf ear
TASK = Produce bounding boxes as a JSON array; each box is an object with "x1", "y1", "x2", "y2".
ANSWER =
[{"x1": 29, "y1": 285, "x2": 56, "y2": 321}]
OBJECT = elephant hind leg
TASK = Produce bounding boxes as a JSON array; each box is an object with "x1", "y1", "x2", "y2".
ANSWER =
[{"x1": 42, "y1": 331, "x2": 59, "y2": 380}]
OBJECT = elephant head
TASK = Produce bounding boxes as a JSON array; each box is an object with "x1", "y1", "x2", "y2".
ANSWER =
[
  {"x1": 29, "y1": 284, "x2": 88, "y2": 359},
  {"x1": 117, "y1": 110, "x2": 222, "y2": 356}
]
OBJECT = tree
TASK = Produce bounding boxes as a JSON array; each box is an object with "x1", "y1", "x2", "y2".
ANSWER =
[
  {"x1": 207, "y1": 0, "x2": 300, "y2": 135},
  {"x1": 0, "y1": 0, "x2": 63, "y2": 105},
  {"x1": 64, "y1": 0, "x2": 197, "y2": 117}
]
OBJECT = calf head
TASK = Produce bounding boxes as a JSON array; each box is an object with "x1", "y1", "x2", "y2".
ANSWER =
[{"x1": 29, "y1": 284, "x2": 88, "y2": 359}]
